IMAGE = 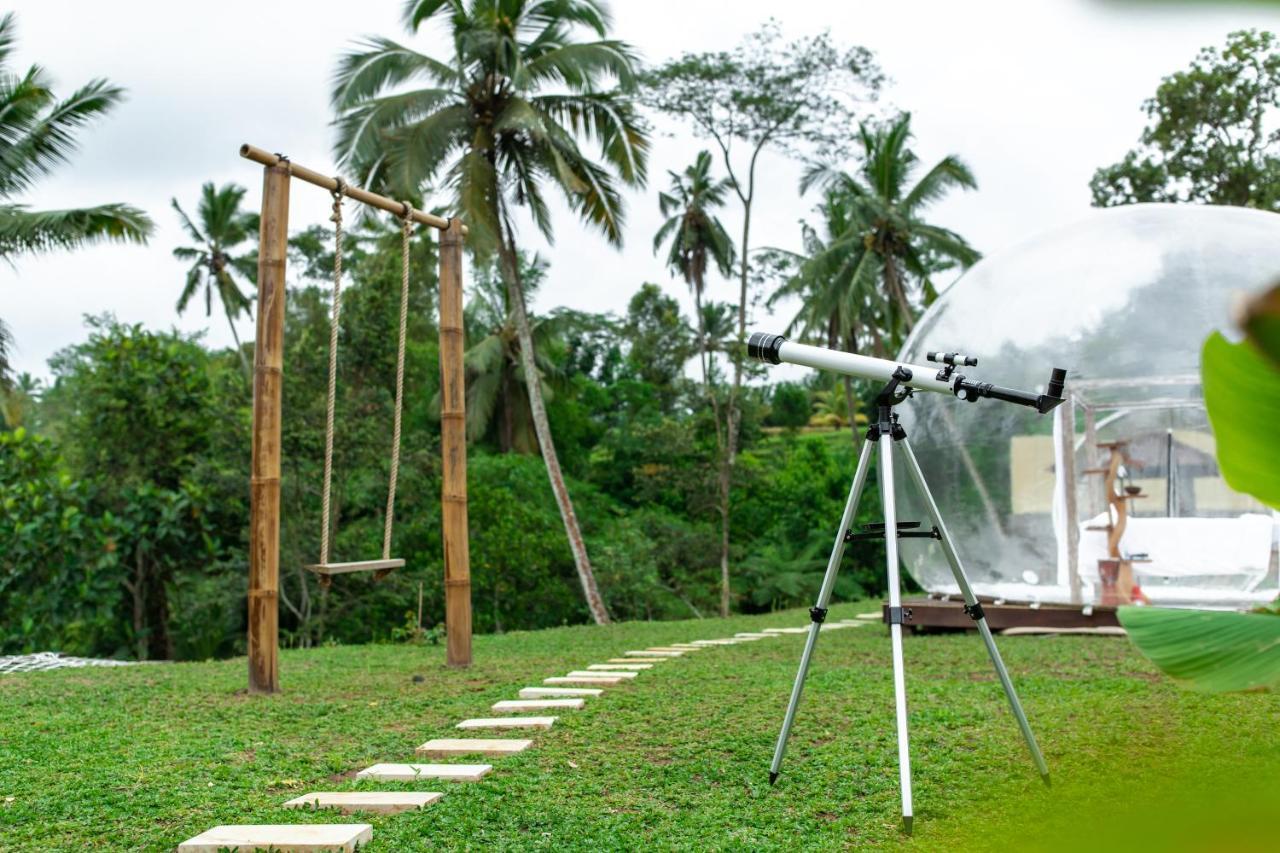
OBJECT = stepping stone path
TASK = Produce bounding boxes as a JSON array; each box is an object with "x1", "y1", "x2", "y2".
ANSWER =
[
  {"x1": 517, "y1": 688, "x2": 600, "y2": 699},
  {"x1": 416, "y1": 738, "x2": 533, "y2": 758},
  {"x1": 178, "y1": 824, "x2": 372, "y2": 852},
  {"x1": 544, "y1": 675, "x2": 626, "y2": 685},
  {"x1": 609, "y1": 657, "x2": 668, "y2": 663},
  {"x1": 284, "y1": 791, "x2": 441, "y2": 815},
  {"x1": 358, "y1": 763, "x2": 492, "y2": 782},
  {"x1": 458, "y1": 716, "x2": 556, "y2": 730},
  {"x1": 496, "y1": 697, "x2": 586, "y2": 710},
  {"x1": 177, "y1": 615, "x2": 842, "y2": 847}
]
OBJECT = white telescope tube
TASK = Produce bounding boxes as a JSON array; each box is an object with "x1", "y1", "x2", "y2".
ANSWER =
[
  {"x1": 748, "y1": 332, "x2": 1068, "y2": 414},
  {"x1": 772, "y1": 339, "x2": 954, "y2": 396}
]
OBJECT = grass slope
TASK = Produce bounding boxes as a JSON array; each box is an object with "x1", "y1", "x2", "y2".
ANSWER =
[{"x1": 1, "y1": 603, "x2": 1277, "y2": 851}]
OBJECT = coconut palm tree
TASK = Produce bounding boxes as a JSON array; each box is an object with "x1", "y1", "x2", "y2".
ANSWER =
[
  {"x1": 448, "y1": 253, "x2": 566, "y2": 452},
  {"x1": 0, "y1": 12, "x2": 152, "y2": 387},
  {"x1": 332, "y1": 0, "x2": 649, "y2": 625},
  {"x1": 767, "y1": 190, "x2": 891, "y2": 447},
  {"x1": 171, "y1": 183, "x2": 257, "y2": 374},
  {"x1": 799, "y1": 112, "x2": 981, "y2": 346},
  {"x1": 653, "y1": 150, "x2": 735, "y2": 394},
  {"x1": 653, "y1": 150, "x2": 736, "y2": 613}
]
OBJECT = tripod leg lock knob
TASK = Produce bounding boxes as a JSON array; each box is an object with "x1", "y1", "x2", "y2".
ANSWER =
[
  {"x1": 963, "y1": 602, "x2": 985, "y2": 621},
  {"x1": 887, "y1": 606, "x2": 913, "y2": 625},
  {"x1": 809, "y1": 607, "x2": 828, "y2": 624}
]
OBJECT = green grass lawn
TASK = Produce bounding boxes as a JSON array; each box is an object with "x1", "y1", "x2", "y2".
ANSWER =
[{"x1": 2, "y1": 603, "x2": 1277, "y2": 851}]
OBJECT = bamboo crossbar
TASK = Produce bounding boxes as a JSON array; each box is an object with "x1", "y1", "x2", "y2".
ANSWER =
[{"x1": 239, "y1": 144, "x2": 458, "y2": 232}]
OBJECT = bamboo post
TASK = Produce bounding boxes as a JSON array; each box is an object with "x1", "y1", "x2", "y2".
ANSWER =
[
  {"x1": 247, "y1": 160, "x2": 290, "y2": 693},
  {"x1": 438, "y1": 218, "x2": 472, "y2": 667},
  {"x1": 1057, "y1": 398, "x2": 1082, "y2": 605}
]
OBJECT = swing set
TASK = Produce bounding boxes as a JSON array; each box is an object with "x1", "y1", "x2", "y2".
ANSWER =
[{"x1": 239, "y1": 144, "x2": 473, "y2": 693}]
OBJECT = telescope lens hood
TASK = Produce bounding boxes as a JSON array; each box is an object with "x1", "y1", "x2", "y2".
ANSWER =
[{"x1": 748, "y1": 332, "x2": 787, "y2": 364}]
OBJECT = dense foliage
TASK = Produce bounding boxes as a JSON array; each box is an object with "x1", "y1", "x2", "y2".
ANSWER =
[
  {"x1": 1, "y1": 244, "x2": 894, "y2": 658},
  {"x1": 1091, "y1": 29, "x2": 1280, "y2": 209}
]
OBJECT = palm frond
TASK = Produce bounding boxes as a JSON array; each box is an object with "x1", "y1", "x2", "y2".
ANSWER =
[{"x1": 0, "y1": 203, "x2": 152, "y2": 256}]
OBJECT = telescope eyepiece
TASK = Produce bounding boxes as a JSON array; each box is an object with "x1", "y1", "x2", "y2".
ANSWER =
[
  {"x1": 927, "y1": 351, "x2": 978, "y2": 367},
  {"x1": 1046, "y1": 367, "x2": 1067, "y2": 400},
  {"x1": 748, "y1": 332, "x2": 787, "y2": 365}
]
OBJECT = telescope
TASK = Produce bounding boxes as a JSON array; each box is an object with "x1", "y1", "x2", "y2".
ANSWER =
[
  {"x1": 747, "y1": 332, "x2": 1067, "y2": 414},
  {"x1": 748, "y1": 330, "x2": 1062, "y2": 834}
]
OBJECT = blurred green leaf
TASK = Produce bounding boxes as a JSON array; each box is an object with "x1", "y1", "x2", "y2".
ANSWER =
[
  {"x1": 1201, "y1": 331, "x2": 1280, "y2": 509},
  {"x1": 1118, "y1": 606, "x2": 1280, "y2": 692}
]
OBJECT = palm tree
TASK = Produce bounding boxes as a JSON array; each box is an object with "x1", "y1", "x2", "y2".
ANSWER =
[
  {"x1": 653, "y1": 150, "x2": 736, "y2": 614},
  {"x1": 654, "y1": 150, "x2": 735, "y2": 394},
  {"x1": 171, "y1": 183, "x2": 257, "y2": 373},
  {"x1": 450, "y1": 253, "x2": 566, "y2": 452},
  {"x1": 332, "y1": 0, "x2": 649, "y2": 625},
  {"x1": 0, "y1": 13, "x2": 152, "y2": 387},
  {"x1": 799, "y1": 113, "x2": 980, "y2": 344},
  {"x1": 767, "y1": 190, "x2": 891, "y2": 448}
]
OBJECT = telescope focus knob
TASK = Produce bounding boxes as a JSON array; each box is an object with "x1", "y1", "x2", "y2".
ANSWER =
[{"x1": 748, "y1": 332, "x2": 787, "y2": 365}]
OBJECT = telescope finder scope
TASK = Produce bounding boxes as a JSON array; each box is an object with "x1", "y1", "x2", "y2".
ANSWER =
[{"x1": 927, "y1": 352, "x2": 978, "y2": 367}]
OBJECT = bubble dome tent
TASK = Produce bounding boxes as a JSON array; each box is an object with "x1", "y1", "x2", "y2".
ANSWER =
[{"x1": 895, "y1": 203, "x2": 1280, "y2": 612}]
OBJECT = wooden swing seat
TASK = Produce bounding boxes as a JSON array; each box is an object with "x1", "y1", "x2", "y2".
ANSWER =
[{"x1": 304, "y1": 559, "x2": 404, "y2": 578}]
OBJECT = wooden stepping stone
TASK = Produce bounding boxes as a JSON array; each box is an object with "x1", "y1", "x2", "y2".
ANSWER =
[
  {"x1": 666, "y1": 644, "x2": 703, "y2": 649},
  {"x1": 820, "y1": 623, "x2": 854, "y2": 631},
  {"x1": 417, "y1": 738, "x2": 532, "y2": 757},
  {"x1": 587, "y1": 663, "x2": 652, "y2": 670},
  {"x1": 855, "y1": 612, "x2": 881, "y2": 620},
  {"x1": 690, "y1": 639, "x2": 738, "y2": 646},
  {"x1": 358, "y1": 763, "x2": 491, "y2": 782},
  {"x1": 649, "y1": 645, "x2": 699, "y2": 651},
  {"x1": 544, "y1": 676, "x2": 625, "y2": 685},
  {"x1": 608, "y1": 657, "x2": 668, "y2": 663},
  {"x1": 496, "y1": 698, "x2": 585, "y2": 711},
  {"x1": 567, "y1": 670, "x2": 637, "y2": 679},
  {"x1": 516, "y1": 688, "x2": 601, "y2": 699},
  {"x1": 457, "y1": 716, "x2": 556, "y2": 730},
  {"x1": 735, "y1": 633, "x2": 774, "y2": 639},
  {"x1": 626, "y1": 650, "x2": 681, "y2": 657},
  {"x1": 284, "y1": 791, "x2": 441, "y2": 815},
  {"x1": 178, "y1": 824, "x2": 371, "y2": 852},
  {"x1": 763, "y1": 627, "x2": 809, "y2": 634}
]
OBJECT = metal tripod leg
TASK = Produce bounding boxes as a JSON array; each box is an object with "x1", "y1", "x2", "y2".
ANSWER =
[
  {"x1": 769, "y1": 438, "x2": 875, "y2": 785},
  {"x1": 899, "y1": 439, "x2": 1051, "y2": 785},
  {"x1": 879, "y1": 433, "x2": 914, "y2": 834}
]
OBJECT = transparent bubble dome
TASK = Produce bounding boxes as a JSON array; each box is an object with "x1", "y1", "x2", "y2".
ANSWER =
[{"x1": 896, "y1": 203, "x2": 1279, "y2": 608}]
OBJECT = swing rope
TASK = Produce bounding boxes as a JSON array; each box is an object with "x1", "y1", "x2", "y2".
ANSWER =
[
  {"x1": 319, "y1": 179, "x2": 346, "y2": 567},
  {"x1": 383, "y1": 204, "x2": 413, "y2": 559}
]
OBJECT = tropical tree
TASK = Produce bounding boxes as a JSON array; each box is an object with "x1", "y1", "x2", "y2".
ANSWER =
[
  {"x1": 331, "y1": 0, "x2": 650, "y2": 625},
  {"x1": 798, "y1": 113, "x2": 981, "y2": 346},
  {"x1": 171, "y1": 182, "x2": 257, "y2": 373},
  {"x1": 1092, "y1": 30, "x2": 1280, "y2": 210},
  {"x1": 454, "y1": 253, "x2": 566, "y2": 452},
  {"x1": 645, "y1": 23, "x2": 882, "y2": 616},
  {"x1": 653, "y1": 150, "x2": 735, "y2": 398},
  {"x1": 766, "y1": 190, "x2": 888, "y2": 447},
  {"x1": 653, "y1": 154, "x2": 735, "y2": 608},
  {"x1": 0, "y1": 13, "x2": 152, "y2": 387}
]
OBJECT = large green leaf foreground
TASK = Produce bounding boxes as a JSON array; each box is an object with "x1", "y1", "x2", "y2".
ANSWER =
[
  {"x1": 1118, "y1": 606, "x2": 1280, "y2": 692},
  {"x1": 1202, "y1": 330, "x2": 1280, "y2": 509}
]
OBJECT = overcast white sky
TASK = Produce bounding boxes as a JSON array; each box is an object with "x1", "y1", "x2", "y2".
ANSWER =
[{"x1": 4, "y1": 0, "x2": 1278, "y2": 380}]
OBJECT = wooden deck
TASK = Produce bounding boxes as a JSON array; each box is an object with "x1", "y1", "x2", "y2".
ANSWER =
[{"x1": 883, "y1": 597, "x2": 1120, "y2": 631}]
